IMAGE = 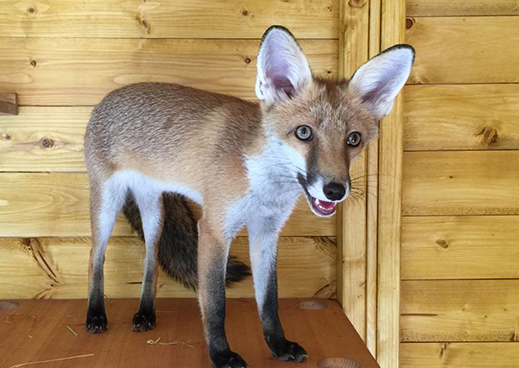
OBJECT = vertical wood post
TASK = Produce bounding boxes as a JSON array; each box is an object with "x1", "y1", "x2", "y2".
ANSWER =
[
  {"x1": 377, "y1": 0, "x2": 406, "y2": 367},
  {"x1": 337, "y1": 0, "x2": 370, "y2": 342}
]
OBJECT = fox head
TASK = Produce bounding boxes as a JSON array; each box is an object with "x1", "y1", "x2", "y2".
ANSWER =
[{"x1": 255, "y1": 26, "x2": 415, "y2": 218}]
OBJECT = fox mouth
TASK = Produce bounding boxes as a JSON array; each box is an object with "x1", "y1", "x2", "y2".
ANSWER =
[{"x1": 297, "y1": 174, "x2": 339, "y2": 218}]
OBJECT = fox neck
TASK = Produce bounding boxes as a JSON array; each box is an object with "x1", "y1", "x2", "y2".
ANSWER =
[{"x1": 245, "y1": 129, "x2": 304, "y2": 207}]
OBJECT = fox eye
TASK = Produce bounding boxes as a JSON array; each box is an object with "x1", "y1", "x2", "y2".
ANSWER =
[
  {"x1": 347, "y1": 132, "x2": 361, "y2": 146},
  {"x1": 295, "y1": 125, "x2": 313, "y2": 141}
]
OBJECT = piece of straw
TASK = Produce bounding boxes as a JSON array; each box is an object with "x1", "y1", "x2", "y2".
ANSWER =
[
  {"x1": 146, "y1": 337, "x2": 195, "y2": 349},
  {"x1": 66, "y1": 325, "x2": 78, "y2": 337},
  {"x1": 8, "y1": 353, "x2": 94, "y2": 368}
]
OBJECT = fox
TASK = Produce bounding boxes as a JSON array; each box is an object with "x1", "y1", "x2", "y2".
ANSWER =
[{"x1": 84, "y1": 25, "x2": 414, "y2": 368}]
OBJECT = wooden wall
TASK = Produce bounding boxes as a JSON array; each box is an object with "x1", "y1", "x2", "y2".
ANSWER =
[
  {"x1": 401, "y1": 1, "x2": 519, "y2": 367},
  {"x1": 0, "y1": 0, "x2": 340, "y2": 300}
]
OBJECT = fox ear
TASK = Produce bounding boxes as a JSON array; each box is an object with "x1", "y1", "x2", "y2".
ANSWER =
[
  {"x1": 349, "y1": 45, "x2": 415, "y2": 118},
  {"x1": 255, "y1": 26, "x2": 312, "y2": 104}
]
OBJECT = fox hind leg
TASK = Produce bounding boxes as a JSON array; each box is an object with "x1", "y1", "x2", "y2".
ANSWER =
[
  {"x1": 86, "y1": 176, "x2": 127, "y2": 333},
  {"x1": 130, "y1": 190, "x2": 164, "y2": 332}
]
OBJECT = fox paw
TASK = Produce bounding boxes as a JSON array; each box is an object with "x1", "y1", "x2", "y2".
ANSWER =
[
  {"x1": 210, "y1": 350, "x2": 249, "y2": 368},
  {"x1": 86, "y1": 313, "x2": 108, "y2": 334},
  {"x1": 269, "y1": 339, "x2": 307, "y2": 363},
  {"x1": 132, "y1": 310, "x2": 156, "y2": 332}
]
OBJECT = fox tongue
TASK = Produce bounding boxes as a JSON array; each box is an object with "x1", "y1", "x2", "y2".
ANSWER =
[
  {"x1": 316, "y1": 199, "x2": 335, "y2": 210},
  {"x1": 311, "y1": 197, "x2": 337, "y2": 215}
]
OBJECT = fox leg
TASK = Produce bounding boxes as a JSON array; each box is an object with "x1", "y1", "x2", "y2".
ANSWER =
[
  {"x1": 247, "y1": 217, "x2": 307, "y2": 362},
  {"x1": 86, "y1": 176, "x2": 127, "y2": 333},
  {"x1": 198, "y1": 216, "x2": 248, "y2": 368},
  {"x1": 130, "y1": 190, "x2": 164, "y2": 332}
]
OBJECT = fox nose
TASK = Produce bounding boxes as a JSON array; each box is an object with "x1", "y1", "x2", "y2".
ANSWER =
[{"x1": 323, "y1": 182, "x2": 346, "y2": 201}]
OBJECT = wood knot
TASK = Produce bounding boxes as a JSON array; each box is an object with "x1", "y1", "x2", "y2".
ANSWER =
[
  {"x1": 1, "y1": 133, "x2": 11, "y2": 140},
  {"x1": 348, "y1": 0, "x2": 366, "y2": 8},
  {"x1": 30, "y1": 60, "x2": 37, "y2": 67},
  {"x1": 244, "y1": 57, "x2": 251, "y2": 64},
  {"x1": 406, "y1": 17, "x2": 415, "y2": 29},
  {"x1": 136, "y1": 14, "x2": 151, "y2": 34},
  {"x1": 436, "y1": 239, "x2": 449, "y2": 249},
  {"x1": 41, "y1": 138, "x2": 54, "y2": 148},
  {"x1": 241, "y1": 9, "x2": 249, "y2": 16},
  {"x1": 27, "y1": 7, "x2": 36, "y2": 14},
  {"x1": 477, "y1": 126, "x2": 499, "y2": 145}
]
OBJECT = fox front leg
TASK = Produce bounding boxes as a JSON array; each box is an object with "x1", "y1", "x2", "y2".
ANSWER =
[
  {"x1": 197, "y1": 217, "x2": 249, "y2": 368},
  {"x1": 247, "y1": 217, "x2": 307, "y2": 363}
]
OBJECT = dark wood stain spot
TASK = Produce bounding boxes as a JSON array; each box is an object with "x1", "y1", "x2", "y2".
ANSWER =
[
  {"x1": 241, "y1": 9, "x2": 249, "y2": 16},
  {"x1": 317, "y1": 358, "x2": 361, "y2": 368},
  {"x1": 0, "y1": 301, "x2": 20, "y2": 311},
  {"x1": 298, "y1": 300, "x2": 327, "y2": 310}
]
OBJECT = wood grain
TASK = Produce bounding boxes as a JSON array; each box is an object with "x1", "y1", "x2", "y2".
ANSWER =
[
  {"x1": 0, "y1": 0, "x2": 338, "y2": 39},
  {"x1": 0, "y1": 299, "x2": 379, "y2": 368},
  {"x1": 366, "y1": 0, "x2": 381, "y2": 356},
  {"x1": 402, "y1": 216, "x2": 519, "y2": 280},
  {"x1": 407, "y1": 0, "x2": 519, "y2": 16},
  {"x1": 0, "y1": 38, "x2": 337, "y2": 106},
  {"x1": 0, "y1": 173, "x2": 336, "y2": 237},
  {"x1": 401, "y1": 280, "x2": 519, "y2": 342},
  {"x1": 401, "y1": 342, "x2": 519, "y2": 368},
  {"x1": 406, "y1": 17, "x2": 519, "y2": 84},
  {"x1": 0, "y1": 107, "x2": 89, "y2": 172},
  {"x1": 404, "y1": 85, "x2": 519, "y2": 151},
  {"x1": 377, "y1": 0, "x2": 405, "y2": 366},
  {"x1": 0, "y1": 93, "x2": 17, "y2": 115},
  {"x1": 336, "y1": 0, "x2": 370, "y2": 341},
  {"x1": 402, "y1": 151, "x2": 519, "y2": 216},
  {"x1": 0, "y1": 236, "x2": 336, "y2": 299}
]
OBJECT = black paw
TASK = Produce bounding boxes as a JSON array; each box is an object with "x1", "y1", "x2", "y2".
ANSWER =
[
  {"x1": 269, "y1": 339, "x2": 307, "y2": 363},
  {"x1": 132, "y1": 310, "x2": 156, "y2": 332},
  {"x1": 210, "y1": 350, "x2": 249, "y2": 368},
  {"x1": 86, "y1": 312, "x2": 108, "y2": 334}
]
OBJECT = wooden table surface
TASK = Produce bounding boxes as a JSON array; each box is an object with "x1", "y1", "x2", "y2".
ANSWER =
[{"x1": 0, "y1": 298, "x2": 378, "y2": 368}]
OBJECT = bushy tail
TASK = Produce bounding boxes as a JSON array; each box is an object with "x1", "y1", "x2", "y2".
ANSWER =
[{"x1": 123, "y1": 192, "x2": 250, "y2": 290}]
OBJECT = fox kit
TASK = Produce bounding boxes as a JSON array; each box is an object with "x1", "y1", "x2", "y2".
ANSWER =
[{"x1": 84, "y1": 26, "x2": 414, "y2": 367}]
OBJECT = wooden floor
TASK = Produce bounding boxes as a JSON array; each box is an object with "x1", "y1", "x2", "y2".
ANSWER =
[{"x1": 0, "y1": 298, "x2": 378, "y2": 368}]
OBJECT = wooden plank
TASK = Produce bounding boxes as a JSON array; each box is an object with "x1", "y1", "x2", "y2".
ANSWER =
[
  {"x1": 402, "y1": 151, "x2": 519, "y2": 216},
  {"x1": 401, "y1": 280, "x2": 519, "y2": 342},
  {"x1": 366, "y1": 0, "x2": 381, "y2": 356},
  {"x1": 0, "y1": 299, "x2": 380, "y2": 368},
  {"x1": 0, "y1": 173, "x2": 337, "y2": 237},
  {"x1": 406, "y1": 17, "x2": 519, "y2": 84},
  {"x1": 337, "y1": 0, "x2": 370, "y2": 341},
  {"x1": 0, "y1": 38, "x2": 337, "y2": 106},
  {"x1": 0, "y1": 107, "x2": 89, "y2": 172},
  {"x1": 402, "y1": 216, "x2": 519, "y2": 280},
  {"x1": 0, "y1": 0, "x2": 338, "y2": 39},
  {"x1": 401, "y1": 343, "x2": 519, "y2": 368},
  {"x1": 0, "y1": 93, "x2": 17, "y2": 115},
  {"x1": 377, "y1": 0, "x2": 405, "y2": 366},
  {"x1": 407, "y1": 0, "x2": 519, "y2": 16},
  {"x1": 0, "y1": 236, "x2": 336, "y2": 299},
  {"x1": 404, "y1": 85, "x2": 519, "y2": 151}
]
